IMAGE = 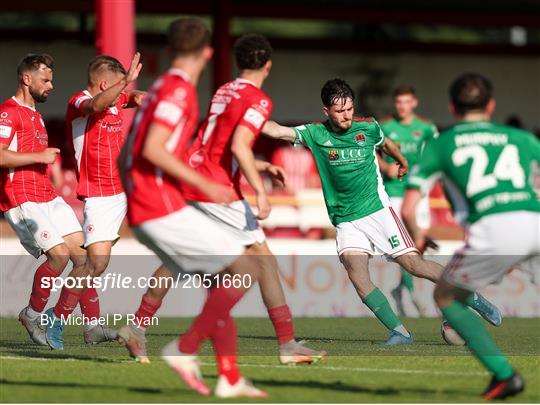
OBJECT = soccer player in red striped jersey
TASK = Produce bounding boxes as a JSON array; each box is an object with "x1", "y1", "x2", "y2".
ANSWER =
[
  {"x1": 117, "y1": 18, "x2": 266, "y2": 398},
  {"x1": 0, "y1": 54, "x2": 93, "y2": 350},
  {"x1": 124, "y1": 34, "x2": 326, "y2": 366},
  {"x1": 65, "y1": 53, "x2": 144, "y2": 343}
]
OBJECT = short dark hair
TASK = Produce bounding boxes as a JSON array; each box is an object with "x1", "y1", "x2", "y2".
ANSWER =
[
  {"x1": 17, "y1": 54, "x2": 54, "y2": 80},
  {"x1": 168, "y1": 18, "x2": 211, "y2": 57},
  {"x1": 449, "y1": 73, "x2": 493, "y2": 115},
  {"x1": 234, "y1": 34, "x2": 272, "y2": 70},
  {"x1": 393, "y1": 84, "x2": 416, "y2": 98},
  {"x1": 321, "y1": 78, "x2": 355, "y2": 107},
  {"x1": 87, "y1": 55, "x2": 126, "y2": 83}
]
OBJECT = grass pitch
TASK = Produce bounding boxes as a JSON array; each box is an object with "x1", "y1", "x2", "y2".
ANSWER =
[{"x1": 1, "y1": 317, "x2": 538, "y2": 403}]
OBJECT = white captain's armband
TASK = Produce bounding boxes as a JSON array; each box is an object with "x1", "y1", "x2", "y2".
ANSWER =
[
  {"x1": 154, "y1": 101, "x2": 183, "y2": 126},
  {"x1": 243, "y1": 108, "x2": 265, "y2": 129}
]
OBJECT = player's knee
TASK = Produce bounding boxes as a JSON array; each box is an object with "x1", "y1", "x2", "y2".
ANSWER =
[
  {"x1": 47, "y1": 244, "x2": 71, "y2": 270},
  {"x1": 88, "y1": 255, "x2": 110, "y2": 277},
  {"x1": 433, "y1": 282, "x2": 454, "y2": 307}
]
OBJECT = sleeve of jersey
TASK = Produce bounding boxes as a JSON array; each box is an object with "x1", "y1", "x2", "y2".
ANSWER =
[
  {"x1": 0, "y1": 107, "x2": 16, "y2": 145},
  {"x1": 152, "y1": 97, "x2": 184, "y2": 131},
  {"x1": 72, "y1": 94, "x2": 93, "y2": 114},
  {"x1": 119, "y1": 91, "x2": 130, "y2": 108},
  {"x1": 429, "y1": 124, "x2": 440, "y2": 140},
  {"x1": 374, "y1": 121, "x2": 385, "y2": 146},
  {"x1": 407, "y1": 139, "x2": 443, "y2": 195},
  {"x1": 238, "y1": 97, "x2": 272, "y2": 136},
  {"x1": 293, "y1": 124, "x2": 313, "y2": 147}
]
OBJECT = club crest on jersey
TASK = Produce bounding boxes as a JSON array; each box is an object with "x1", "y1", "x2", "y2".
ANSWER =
[
  {"x1": 412, "y1": 130, "x2": 421, "y2": 138},
  {"x1": 86, "y1": 224, "x2": 95, "y2": 234},
  {"x1": 188, "y1": 149, "x2": 205, "y2": 168},
  {"x1": 40, "y1": 231, "x2": 49, "y2": 241},
  {"x1": 329, "y1": 150, "x2": 339, "y2": 161},
  {"x1": 354, "y1": 133, "x2": 366, "y2": 146}
]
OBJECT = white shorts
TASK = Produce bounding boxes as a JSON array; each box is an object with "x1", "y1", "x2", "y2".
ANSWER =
[
  {"x1": 189, "y1": 200, "x2": 266, "y2": 246},
  {"x1": 83, "y1": 193, "x2": 127, "y2": 247},
  {"x1": 5, "y1": 197, "x2": 82, "y2": 258},
  {"x1": 390, "y1": 195, "x2": 431, "y2": 230},
  {"x1": 336, "y1": 206, "x2": 418, "y2": 258},
  {"x1": 133, "y1": 206, "x2": 245, "y2": 276},
  {"x1": 443, "y1": 211, "x2": 540, "y2": 291}
]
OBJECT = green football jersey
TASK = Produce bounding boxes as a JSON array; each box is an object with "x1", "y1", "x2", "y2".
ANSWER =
[
  {"x1": 294, "y1": 118, "x2": 389, "y2": 225},
  {"x1": 380, "y1": 115, "x2": 439, "y2": 197},
  {"x1": 408, "y1": 120, "x2": 540, "y2": 224}
]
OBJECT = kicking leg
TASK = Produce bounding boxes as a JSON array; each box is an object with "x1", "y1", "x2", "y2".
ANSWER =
[{"x1": 340, "y1": 251, "x2": 412, "y2": 345}]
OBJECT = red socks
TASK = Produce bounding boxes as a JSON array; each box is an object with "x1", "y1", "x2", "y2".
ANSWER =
[
  {"x1": 79, "y1": 287, "x2": 100, "y2": 323},
  {"x1": 179, "y1": 285, "x2": 245, "y2": 354},
  {"x1": 53, "y1": 288, "x2": 82, "y2": 319},
  {"x1": 29, "y1": 261, "x2": 61, "y2": 312},
  {"x1": 268, "y1": 305, "x2": 295, "y2": 345},
  {"x1": 134, "y1": 294, "x2": 162, "y2": 328},
  {"x1": 213, "y1": 317, "x2": 240, "y2": 385}
]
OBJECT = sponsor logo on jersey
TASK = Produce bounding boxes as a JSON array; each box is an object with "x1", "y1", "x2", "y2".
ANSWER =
[
  {"x1": 390, "y1": 132, "x2": 397, "y2": 139},
  {"x1": 354, "y1": 133, "x2": 366, "y2": 146},
  {"x1": 0, "y1": 125, "x2": 12, "y2": 138},
  {"x1": 323, "y1": 140, "x2": 333, "y2": 146},
  {"x1": 108, "y1": 106, "x2": 119, "y2": 115},
  {"x1": 329, "y1": 150, "x2": 339, "y2": 161},
  {"x1": 412, "y1": 130, "x2": 421, "y2": 137}
]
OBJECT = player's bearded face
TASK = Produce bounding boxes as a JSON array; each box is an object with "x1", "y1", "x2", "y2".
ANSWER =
[
  {"x1": 29, "y1": 68, "x2": 53, "y2": 103},
  {"x1": 326, "y1": 98, "x2": 354, "y2": 131},
  {"x1": 395, "y1": 94, "x2": 417, "y2": 120}
]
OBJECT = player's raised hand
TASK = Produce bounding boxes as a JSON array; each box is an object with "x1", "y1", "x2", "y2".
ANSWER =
[
  {"x1": 266, "y1": 164, "x2": 286, "y2": 188},
  {"x1": 38, "y1": 148, "x2": 60, "y2": 164},
  {"x1": 125, "y1": 52, "x2": 142, "y2": 84},
  {"x1": 255, "y1": 191, "x2": 271, "y2": 220}
]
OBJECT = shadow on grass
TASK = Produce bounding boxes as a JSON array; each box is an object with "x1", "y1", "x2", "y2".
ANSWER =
[
  {"x1": 0, "y1": 378, "x2": 162, "y2": 394},
  {"x1": 252, "y1": 377, "x2": 478, "y2": 398},
  {"x1": 1, "y1": 349, "x2": 128, "y2": 363}
]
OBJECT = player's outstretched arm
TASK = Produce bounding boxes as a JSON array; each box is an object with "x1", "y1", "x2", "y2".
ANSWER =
[
  {"x1": 380, "y1": 138, "x2": 408, "y2": 180},
  {"x1": 0, "y1": 144, "x2": 59, "y2": 168},
  {"x1": 231, "y1": 125, "x2": 271, "y2": 219},
  {"x1": 261, "y1": 120, "x2": 297, "y2": 143},
  {"x1": 126, "y1": 90, "x2": 147, "y2": 108},
  {"x1": 141, "y1": 123, "x2": 235, "y2": 203},
  {"x1": 81, "y1": 52, "x2": 143, "y2": 115}
]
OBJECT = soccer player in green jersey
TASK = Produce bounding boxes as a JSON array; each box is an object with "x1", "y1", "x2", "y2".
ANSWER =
[
  {"x1": 378, "y1": 85, "x2": 439, "y2": 316},
  {"x1": 262, "y1": 78, "x2": 500, "y2": 345},
  {"x1": 402, "y1": 73, "x2": 539, "y2": 400}
]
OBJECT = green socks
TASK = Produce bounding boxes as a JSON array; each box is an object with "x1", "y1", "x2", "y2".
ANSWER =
[
  {"x1": 400, "y1": 269, "x2": 414, "y2": 292},
  {"x1": 363, "y1": 288, "x2": 401, "y2": 330},
  {"x1": 442, "y1": 301, "x2": 513, "y2": 380}
]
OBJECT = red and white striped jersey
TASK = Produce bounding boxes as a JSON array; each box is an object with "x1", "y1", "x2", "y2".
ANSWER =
[
  {"x1": 182, "y1": 78, "x2": 272, "y2": 202},
  {"x1": 65, "y1": 90, "x2": 129, "y2": 199},
  {"x1": 0, "y1": 97, "x2": 57, "y2": 211},
  {"x1": 122, "y1": 68, "x2": 198, "y2": 226}
]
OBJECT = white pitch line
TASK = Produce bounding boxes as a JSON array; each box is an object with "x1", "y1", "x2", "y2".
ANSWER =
[
  {"x1": 1, "y1": 355, "x2": 487, "y2": 376},
  {"x1": 200, "y1": 362, "x2": 488, "y2": 377}
]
